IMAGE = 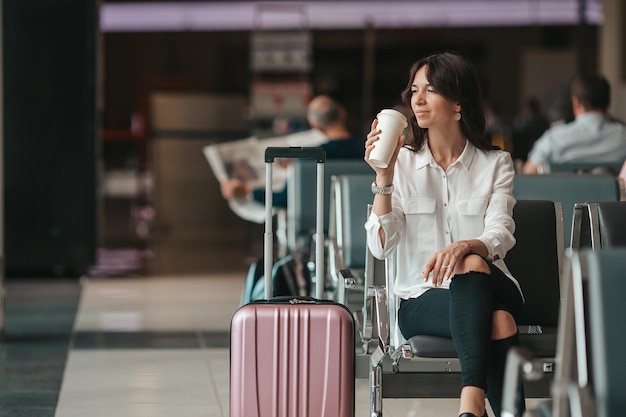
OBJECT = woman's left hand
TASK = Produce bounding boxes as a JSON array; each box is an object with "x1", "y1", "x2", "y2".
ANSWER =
[{"x1": 423, "y1": 241, "x2": 472, "y2": 287}]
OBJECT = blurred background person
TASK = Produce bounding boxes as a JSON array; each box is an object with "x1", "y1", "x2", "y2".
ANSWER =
[
  {"x1": 511, "y1": 97, "x2": 550, "y2": 162},
  {"x1": 523, "y1": 74, "x2": 626, "y2": 174},
  {"x1": 220, "y1": 94, "x2": 363, "y2": 208}
]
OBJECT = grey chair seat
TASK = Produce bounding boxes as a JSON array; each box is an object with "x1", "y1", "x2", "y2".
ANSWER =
[
  {"x1": 407, "y1": 335, "x2": 457, "y2": 358},
  {"x1": 519, "y1": 330, "x2": 558, "y2": 358},
  {"x1": 407, "y1": 328, "x2": 558, "y2": 359}
]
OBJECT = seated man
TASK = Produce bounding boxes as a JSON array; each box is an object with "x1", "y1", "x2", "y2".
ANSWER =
[
  {"x1": 523, "y1": 74, "x2": 626, "y2": 174},
  {"x1": 220, "y1": 95, "x2": 364, "y2": 208}
]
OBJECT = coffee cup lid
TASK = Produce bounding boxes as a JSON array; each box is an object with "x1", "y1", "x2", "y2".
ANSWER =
[{"x1": 377, "y1": 109, "x2": 407, "y2": 126}]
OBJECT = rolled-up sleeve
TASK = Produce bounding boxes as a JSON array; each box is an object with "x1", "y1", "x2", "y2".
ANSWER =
[
  {"x1": 365, "y1": 208, "x2": 404, "y2": 259},
  {"x1": 478, "y1": 153, "x2": 516, "y2": 261}
]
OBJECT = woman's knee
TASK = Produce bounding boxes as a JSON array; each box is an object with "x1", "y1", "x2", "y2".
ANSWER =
[
  {"x1": 455, "y1": 254, "x2": 490, "y2": 275},
  {"x1": 492, "y1": 309, "x2": 517, "y2": 339}
]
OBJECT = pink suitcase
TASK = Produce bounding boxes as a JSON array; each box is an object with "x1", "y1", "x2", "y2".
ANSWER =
[{"x1": 229, "y1": 147, "x2": 355, "y2": 417}]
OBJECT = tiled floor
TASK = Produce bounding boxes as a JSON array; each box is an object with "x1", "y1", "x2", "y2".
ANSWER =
[
  {"x1": 3, "y1": 251, "x2": 527, "y2": 417},
  {"x1": 63, "y1": 271, "x2": 463, "y2": 417},
  {"x1": 1, "y1": 278, "x2": 81, "y2": 417}
]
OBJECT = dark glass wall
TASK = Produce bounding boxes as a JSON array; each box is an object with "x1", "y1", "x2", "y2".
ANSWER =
[{"x1": 3, "y1": 0, "x2": 98, "y2": 276}]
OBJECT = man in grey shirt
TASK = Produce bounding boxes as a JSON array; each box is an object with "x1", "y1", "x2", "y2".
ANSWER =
[{"x1": 523, "y1": 74, "x2": 626, "y2": 174}]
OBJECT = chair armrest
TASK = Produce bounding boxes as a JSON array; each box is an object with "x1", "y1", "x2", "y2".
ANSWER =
[
  {"x1": 373, "y1": 286, "x2": 390, "y2": 353},
  {"x1": 340, "y1": 269, "x2": 371, "y2": 353},
  {"x1": 502, "y1": 346, "x2": 545, "y2": 417},
  {"x1": 339, "y1": 268, "x2": 358, "y2": 290},
  {"x1": 326, "y1": 235, "x2": 344, "y2": 301}
]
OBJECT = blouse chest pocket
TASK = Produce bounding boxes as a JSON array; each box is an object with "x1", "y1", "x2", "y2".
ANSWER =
[
  {"x1": 456, "y1": 198, "x2": 488, "y2": 237},
  {"x1": 402, "y1": 197, "x2": 437, "y2": 250}
]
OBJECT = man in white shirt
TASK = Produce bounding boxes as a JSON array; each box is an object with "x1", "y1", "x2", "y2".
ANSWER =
[{"x1": 523, "y1": 74, "x2": 626, "y2": 174}]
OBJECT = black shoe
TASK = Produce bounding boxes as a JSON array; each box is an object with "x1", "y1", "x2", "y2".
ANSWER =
[{"x1": 459, "y1": 413, "x2": 487, "y2": 417}]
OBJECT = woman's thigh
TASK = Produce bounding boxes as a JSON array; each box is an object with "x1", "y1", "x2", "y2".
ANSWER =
[
  {"x1": 397, "y1": 265, "x2": 523, "y2": 340},
  {"x1": 397, "y1": 288, "x2": 451, "y2": 339}
]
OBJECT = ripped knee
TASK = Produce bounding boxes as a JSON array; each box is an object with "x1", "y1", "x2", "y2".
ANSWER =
[{"x1": 455, "y1": 254, "x2": 490, "y2": 275}]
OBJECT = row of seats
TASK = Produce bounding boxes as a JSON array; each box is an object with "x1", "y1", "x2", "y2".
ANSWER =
[
  {"x1": 323, "y1": 171, "x2": 624, "y2": 416},
  {"x1": 537, "y1": 160, "x2": 624, "y2": 176},
  {"x1": 295, "y1": 169, "x2": 624, "y2": 295},
  {"x1": 285, "y1": 163, "x2": 625, "y2": 296},
  {"x1": 281, "y1": 157, "x2": 625, "y2": 416},
  {"x1": 503, "y1": 183, "x2": 626, "y2": 415},
  {"x1": 501, "y1": 201, "x2": 626, "y2": 417},
  {"x1": 513, "y1": 173, "x2": 625, "y2": 246},
  {"x1": 255, "y1": 152, "x2": 626, "y2": 416}
]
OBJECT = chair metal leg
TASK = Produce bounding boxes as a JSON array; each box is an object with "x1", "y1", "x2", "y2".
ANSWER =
[
  {"x1": 370, "y1": 346, "x2": 386, "y2": 417},
  {"x1": 502, "y1": 347, "x2": 546, "y2": 417},
  {"x1": 360, "y1": 286, "x2": 375, "y2": 353}
]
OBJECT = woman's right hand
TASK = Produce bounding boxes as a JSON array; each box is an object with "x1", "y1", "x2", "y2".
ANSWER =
[{"x1": 364, "y1": 118, "x2": 404, "y2": 183}]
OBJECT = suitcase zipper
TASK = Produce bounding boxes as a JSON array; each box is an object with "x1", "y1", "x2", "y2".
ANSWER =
[{"x1": 289, "y1": 298, "x2": 316, "y2": 304}]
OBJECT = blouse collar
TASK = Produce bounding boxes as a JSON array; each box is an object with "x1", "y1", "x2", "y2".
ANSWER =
[{"x1": 417, "y1": 140, "x2": 476, "y2": 171}]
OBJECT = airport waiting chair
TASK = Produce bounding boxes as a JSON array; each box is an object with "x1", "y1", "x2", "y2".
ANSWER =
[
  {"x1": 327, "y1": 174, "x2": 375, "y2": 306},
  {"x1": 513, "y1": 173, "x2": 624, "y2": 246},
  {"x1": 327, "y1": 175, "x2": 388, "y2": 336},
  {"x1": 503, "y1": 249, "x2": 626, "y2": 417},
  {"x1": 327, "y1": 175, "x2": 383, "y2": 377},
  {"x1": 368, "y1": 200, "x2": 564, "y2": 417},
  {"x1": 286, "y1": 158, "x2": 372, "y2": 253},
  {"x1": 570, "y1": 201, "x2": 626, "y2": 250},
  {"x1": 503, "y1": 249, "x2": 591, "y2": 417},
  {"x1": 586, "y1": 249, "x2": 626, "y2": 417},
  {"x1": 286, "y1": 159, "x2": 372, "y2": 294},
  {"x1": 503, "y1": 197, "x2": 626, "y2": 416}
]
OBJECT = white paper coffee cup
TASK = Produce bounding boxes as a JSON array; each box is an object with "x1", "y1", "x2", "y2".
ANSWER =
[{"x1": 368, "y1": 109, "x2": 408, "y2": 168}]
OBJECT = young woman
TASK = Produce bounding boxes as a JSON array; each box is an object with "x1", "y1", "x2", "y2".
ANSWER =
[{"x1": 364, "y1": 51, "x2": 524, "y2": 417}]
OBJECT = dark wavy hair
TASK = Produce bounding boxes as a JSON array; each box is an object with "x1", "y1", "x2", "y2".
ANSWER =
[{"x1": 400, "y1": 51, "x2": 496, "y2": 151}]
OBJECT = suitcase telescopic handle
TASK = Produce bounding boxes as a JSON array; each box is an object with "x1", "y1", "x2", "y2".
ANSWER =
[
  {"x1": 265, "y1": 146, "x2": 326, "y2": 163},
  {"x1": 264, "y1": 146, "x2": 326, "y2": 300}
]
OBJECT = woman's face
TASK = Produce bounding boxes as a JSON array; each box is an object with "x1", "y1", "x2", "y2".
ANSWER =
[{"x1": 410, "y1": 65, "x2": 460, "y2": 129}]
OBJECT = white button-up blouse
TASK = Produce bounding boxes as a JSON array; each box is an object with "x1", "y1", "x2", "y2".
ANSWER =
[{"x1": 365, "y1": 141, "x2": 521, "y2": 300}]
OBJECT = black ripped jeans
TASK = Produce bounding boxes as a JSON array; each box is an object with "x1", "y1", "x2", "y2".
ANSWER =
[{"x1": 397, "y1": 262, "x2": 524, "y2": 417}]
